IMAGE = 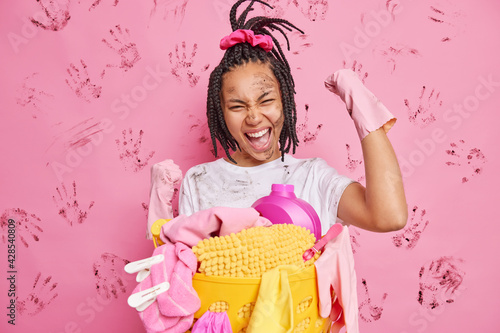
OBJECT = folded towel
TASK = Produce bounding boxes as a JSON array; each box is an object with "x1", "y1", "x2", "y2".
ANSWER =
[
  {"x1": 160, "y1": 206, "x2": 272, "y2": 247},
  {"x1": 132, "y1": 240, "x2": 200, "y2": 333},
  {"x1": 151, "y1": 241, "x2": 200, "y2": 317}
]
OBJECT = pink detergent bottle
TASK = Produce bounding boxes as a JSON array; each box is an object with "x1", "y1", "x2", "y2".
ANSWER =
[{"x1": 251, "y1": 184, "x2": 322, "y2": 240}]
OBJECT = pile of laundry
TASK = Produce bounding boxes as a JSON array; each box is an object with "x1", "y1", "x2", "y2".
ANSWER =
[{"x1": 125, "y1": 207, "x2": 359, "y2": 333}]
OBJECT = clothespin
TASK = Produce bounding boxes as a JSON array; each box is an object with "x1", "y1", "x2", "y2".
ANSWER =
[
  {"x1": 303, "y1": 223, "x2": 343, "y2": 261},
  {"x1": 127, "y1": 281, "x2": 170, "y2": 311},
  {"x1": 124, "y1": 254, "x2": 164, "y2": 282}
]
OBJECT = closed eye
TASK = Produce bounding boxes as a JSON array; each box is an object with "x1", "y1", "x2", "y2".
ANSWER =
[{"x1": 261, "y1": 99, "x2": 274, "y2": 105}]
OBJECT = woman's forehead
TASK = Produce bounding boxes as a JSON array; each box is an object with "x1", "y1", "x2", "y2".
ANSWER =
[{"x1": 222, "y1": 62, "x2": 279, "y2": 96}]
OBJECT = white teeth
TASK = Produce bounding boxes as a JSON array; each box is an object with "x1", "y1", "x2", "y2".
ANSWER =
[{"x1": 247, "y1": 129, "x2": 269, "y2": 138}]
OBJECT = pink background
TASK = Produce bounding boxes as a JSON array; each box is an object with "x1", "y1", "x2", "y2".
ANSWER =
[{"x1": 1, "y1": 0, "x2": 499, "y2": 332}]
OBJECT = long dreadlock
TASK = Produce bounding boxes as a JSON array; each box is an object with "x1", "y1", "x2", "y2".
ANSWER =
[{"x1": 207, "y1": 0, "x2": 303, "y2": 163}]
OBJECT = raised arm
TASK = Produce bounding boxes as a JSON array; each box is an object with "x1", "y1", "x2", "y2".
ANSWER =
[{"x1": 325, "y1": 69, "x2": 408, "y2": 232}]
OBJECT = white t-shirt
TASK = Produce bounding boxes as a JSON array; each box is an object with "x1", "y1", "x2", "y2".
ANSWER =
[{"x1": 179, "y1": 155, "x2": 355, "y2": 235}]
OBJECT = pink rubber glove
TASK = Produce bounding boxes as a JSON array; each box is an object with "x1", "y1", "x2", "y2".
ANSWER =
[
  {"x1": 314, "y1": 225, "x2": 359, "y2": 333},
  {"x1": 147, "y1": 159, "x2": 183, "y2": 239},
  {"x1": 191, "y1": 311, "x2": 232, "y2": 333},
  {"x1": 324, "y1": 69, "x2": 396, "y2": 141}
]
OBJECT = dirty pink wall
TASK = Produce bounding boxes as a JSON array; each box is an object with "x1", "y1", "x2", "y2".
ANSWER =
[{"x1": 1, "y1": 0, "x2": 499, "y2": 332}]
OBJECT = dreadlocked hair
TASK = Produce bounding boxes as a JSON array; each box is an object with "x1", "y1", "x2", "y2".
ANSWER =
[{"x1": 207, "y1": 0, "x2": 303, "y2": 163}]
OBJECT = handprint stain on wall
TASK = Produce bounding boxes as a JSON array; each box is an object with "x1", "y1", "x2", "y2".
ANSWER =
[
  {"x1": 418, "y1": 256, "x2": 465, "y2": 310},
  {"x1": 169, "y1": 42, "x2": 210, "y2": 88},
  {"x1": 151, "y1": 0, "x2": 190, "y2": 23},
  {"x1": 345, "y1": 143, "x2": 365, "y2": 182},
  {"x1": 385, "y1": 0, "x2": 400, "y2": 21},
  {"x1": 180, "y1": 114, "x2": 215, "y2": 159},
  {"x1": 17, "y1": 272, "x2": 58, "y2": 316},
  {"x1": 93, "y1": 253, "x2": 130, "y2": 299},
  {"x1": 53, "y1": 181, "x2": 95, "y2": 226},
  {"x1": 65, "y1": 59, "x2": 102, "y2": 102},
  {"x1": 285, "y1": 31, "x2": 313, "y2": 56},
  {"x1": 427, "y1": 0, "x2": 465, "y2": 42},
  {"x1": 66, "y1": 121, "x2": 105, "y2": 151},
  {"x1": 30, "y1": 0, "x2": 71, "y2": 31},
  {"x1": 345, "y1": 144, "x2": 362, "y2": 172},
  {"x1": 142, "y1": 202, "x2": 149, "y2": 217},
  {"x1": 350, "y1": 226, "x2": 361, "y2": 254},
  {"x1": 404, "y1": 86, "x2": 442, "y2": 128},
  {"x1": 186, "y1": 113, "x2": 211, "y2": 146},
  {"x1": 374, "y1": 42, "x2": 421, "y2": 74},
  {"x1": 343, "y1": 60, "x2": 368, "y2": 84},
  {"x1": 102, "y1": 25, "x2": 141, "y2": 72},
  {"x1": 358, "y1": 278, "x2": 388, "y2": 323},
  {"x1": 428, "y1": 6, "x2": 445, "y2": 23},
  {"x1": 296, "y1": 104, "x2": 323, "y2": 145},
  {"x1": 393, "y1": 206, "x2": 429, "y2": 249},
  {"x1": 1, "y1": 208, "x2": 43, "y2": 248},
  {"x1": 445, "y1": 139, "x2": 486, "y2": 183},
  {"x1": 259, "y1": 0, "x2": 327, "y2": 21},
  {"x1": 115, "y1": 128, "x2": 156, "y2": 172},
  {"x1": 16, "y1": 73, "x2": 53, "y2": 119},
  {"x1": 260, "y1": 0, "x2": 292, "y2": 18},
  {"x1": 292, "y1": 0, "x2": 328, "y2": 21},
  {"x1": 46, "y1": 118, "x2": 108, "y2": 166},
  {"x1": 86, "y1": 0, "x2": 120, "y2": 11}
]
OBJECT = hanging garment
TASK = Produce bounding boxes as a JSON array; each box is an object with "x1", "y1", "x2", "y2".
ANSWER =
[
  {"x1": 191, "y1": 311, "x2": 232, "y2": 333},
  {"x1": 246, "y1": 265, "x2": 300, "y2": 333},
  {"x1": 314, "y1": 226, "x2": 359, "y2": 333}
]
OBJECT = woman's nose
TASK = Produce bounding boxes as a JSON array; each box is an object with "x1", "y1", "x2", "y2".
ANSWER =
[{"x1": 245, "y1": 107, "x2": 262, "y2": 125}]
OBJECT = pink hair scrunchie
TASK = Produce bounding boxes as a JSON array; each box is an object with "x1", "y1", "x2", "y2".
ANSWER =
[{"x1": 220, "y1": 29, "x2": 273, "y2": 52}]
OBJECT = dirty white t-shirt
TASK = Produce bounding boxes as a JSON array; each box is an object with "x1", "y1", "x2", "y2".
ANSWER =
[{"x1": 178, "y1": 155, "x2": 355, "y2": 235}]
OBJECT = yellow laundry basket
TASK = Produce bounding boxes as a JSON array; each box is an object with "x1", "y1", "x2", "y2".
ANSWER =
[{"x1": 152, "y1": 219, "x2": 332, "y2": 333}]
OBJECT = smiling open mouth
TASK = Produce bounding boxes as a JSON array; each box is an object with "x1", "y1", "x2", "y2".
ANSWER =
[{"x1": 245, "y1": 128, "x2": 271, "y2": 150}]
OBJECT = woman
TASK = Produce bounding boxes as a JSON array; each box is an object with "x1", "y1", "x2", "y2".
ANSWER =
[{"x1": 179, "y1": 0, "x2": 407, "y2": 234}]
